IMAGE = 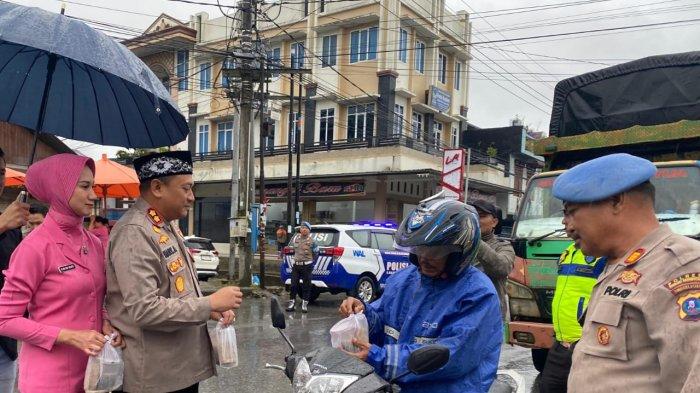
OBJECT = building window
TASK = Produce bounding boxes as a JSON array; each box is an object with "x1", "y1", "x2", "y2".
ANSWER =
[
  {"x1": 415, "y1": 41, "x2": 425, "y2": 73},
  {"x1": 291, "y1": 42, "x2": 305, "y2": 69},
  {"x1": 412, "y1": 112, "x2": 423, "y2": 140},
  {"x1": 347, "y1": 104, "x2": 374, "y2": 142},
  {"x1": 197, "y1": 124, "x2": 209, "y2": 153},
  {"x1": 217, "y1": 121, "x2": 234, "y2": 151},
  {"x1": 433, "y1": 122, "x2": 443, "y2": 147},
  {"x1": 398, "y1": 28, "x2": 408, "y2": 63},
  {"x1": 199, "y1": 63, "x2": 211, "y2": 90},
  {"x1": 322, "y1": 35, "x2": 337, "y2": 68},
  {"x1": 393, "y1": 104, "x2": 404, "y2": 136},
  {"x1": 350, "y1": 27, "x2": 378, "y2": 63},
  {"x1": 222, "y1": 57, "x2": 235, "y2": 88},
  {"x1": 264, "y1": 122, "x2": 275, "y2": 151},
  {"x1": 320, "y1": 0, "x2": 326, "y2": 13},
  {"x1": 288, "y1": 112, "x2": 301, "y2": 148},
  {"x1": 455, "y1": 62, "x2": 462, "y2": 90},
  {"x1": 438, "y1": 53, "x2": 447, "y2": 84},
  {"x1": 319, "y1": 108, "x2": 334, "y2": 144},
  {"x1": 268, "y1": 48, "x2": 281, "y2": 77},
  {"x1": 451, "y1": 126, "x2": 458, "y2": 147},
  {"x1": 304, "y1": 0, "x2": 309, "y2": 16},
  {"x1": 176, "y1": 50, "x2": 189, "y2": 91}
]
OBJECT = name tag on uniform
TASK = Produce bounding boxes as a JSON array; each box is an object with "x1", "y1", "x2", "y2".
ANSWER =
[
  {"x1": 58, "y1": 263, "x2": 76, "y2": 273},
  {"x1": 163, "y1": 246, "x2": 177, "y2": 259}
]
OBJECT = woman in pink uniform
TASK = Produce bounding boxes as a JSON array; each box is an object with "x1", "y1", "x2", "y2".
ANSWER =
[{"x1": 0, "y1": 154, "x2": 124, "y2": 392}]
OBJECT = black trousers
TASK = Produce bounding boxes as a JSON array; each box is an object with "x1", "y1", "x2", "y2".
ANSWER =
[
  {"x1": 118, "y1": 382, "x2": 198, "y2": 393},
  {"x1": 290, "y1": 263, "x2": 312, "y2": 301},
  {"x1": 540, "y1": 341, "x2": 575, "y2": 393}
]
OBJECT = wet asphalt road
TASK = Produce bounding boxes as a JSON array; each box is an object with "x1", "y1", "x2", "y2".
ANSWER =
[{"x1": 198, "y1": 292, "x2": 539, "y2": 393}]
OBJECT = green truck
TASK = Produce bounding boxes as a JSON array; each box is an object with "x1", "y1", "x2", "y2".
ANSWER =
[{"x1": 505, "y1": 52, "x2": 700, "y2": 371}]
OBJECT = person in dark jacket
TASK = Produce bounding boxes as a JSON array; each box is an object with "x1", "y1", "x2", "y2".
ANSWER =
[
  {"x1": 0, "y1": 148, "x2": 29, "y2": 392},
  {"x1": 471, "y1": 200, "x2": 516, "y2": 320}
]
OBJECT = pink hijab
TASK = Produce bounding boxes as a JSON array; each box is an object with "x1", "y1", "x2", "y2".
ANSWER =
[{"x1": 26, "y1": 154, "x2": 95, "y2": 231}]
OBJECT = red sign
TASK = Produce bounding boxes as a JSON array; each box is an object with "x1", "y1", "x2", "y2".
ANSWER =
[{"x1": 441, "y1": 149, "x2": 465, "y2": 199}]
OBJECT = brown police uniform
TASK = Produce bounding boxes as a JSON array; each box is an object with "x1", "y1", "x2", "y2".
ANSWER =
[
  {"x1": 569, "y1": 225, "x2": 700, "y2": 392},
  {"x1": 105, "y1": 199, "x2": 215, "y2": 393},
  {"x1": 289, "y1": 233, "x2": 317, "y2": 302}
]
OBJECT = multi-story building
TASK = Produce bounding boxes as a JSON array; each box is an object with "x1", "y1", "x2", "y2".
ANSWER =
[{"x1": 125, "y1": 3, "x2": 541, "y2": 251}]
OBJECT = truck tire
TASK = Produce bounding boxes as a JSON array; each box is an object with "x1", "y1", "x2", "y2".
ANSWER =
[
  {"x1": 531, "y1": 348, "x2": 549, "y2": 373},
  {"x1": 354, "y1": 275, "x2": 378, "y2": 303}
]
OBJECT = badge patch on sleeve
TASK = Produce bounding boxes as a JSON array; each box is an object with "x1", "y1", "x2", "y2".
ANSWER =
[
  {"x1": 617, "y1": 269, "x2": 642, "y2": 286},
  {"x1": 597, "y1": 326, "x2": 611, "y2": 345},
  {"x1": 159, "y1": 234, "x2": 170, "y2": 244},
  {"x1": 175, "y1": 276, "x2": 186, "y2": 293},
  {"x1": 676, "y1": 292, "x2": 700, "y2": 321},
  {"x1": 665, "y1": 273, "x2": 700, "y2": 295},
  {"x1": 168, "y1": 258, "x2": 184, "y2": 273}
]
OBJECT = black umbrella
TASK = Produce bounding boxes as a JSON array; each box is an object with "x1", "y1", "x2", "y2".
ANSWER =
[{"x1": 0, "y1": 2, "x2": 189, "y2": 159}]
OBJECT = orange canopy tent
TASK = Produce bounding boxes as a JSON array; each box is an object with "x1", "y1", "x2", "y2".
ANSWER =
[
  {"x1": 5, "y1": 168, "x2": 25, "y2": 187},
  {"x1": 93, "y1": 154, "x2": 140, "y2": 205}
]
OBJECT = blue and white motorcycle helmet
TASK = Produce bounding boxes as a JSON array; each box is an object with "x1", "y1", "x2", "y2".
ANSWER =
[{"x1": 395, "y1": 193, "x2": 481, "y2": 277}]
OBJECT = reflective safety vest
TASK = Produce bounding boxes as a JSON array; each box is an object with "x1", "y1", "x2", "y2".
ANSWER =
[{"x1": 552, "y1": 243, "x2": 606, "y2": 343}]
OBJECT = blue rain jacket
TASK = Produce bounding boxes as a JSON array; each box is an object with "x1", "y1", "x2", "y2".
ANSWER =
[{"x1": 364, "y1": 265, "x2": 502, "y2": 393}]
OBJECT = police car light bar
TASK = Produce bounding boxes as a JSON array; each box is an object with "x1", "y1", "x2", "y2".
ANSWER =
[{"x1": 354, "y1": 220, "x2": 397, "y2": 228}]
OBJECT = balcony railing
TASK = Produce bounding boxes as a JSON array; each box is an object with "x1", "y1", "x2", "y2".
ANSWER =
[{"x1": 191, "y1": 135, "x2": 511, "y2": 170}]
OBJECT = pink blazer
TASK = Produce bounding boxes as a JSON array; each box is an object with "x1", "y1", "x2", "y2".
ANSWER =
[{"x1": 0, "y1": 214, "x2": 106, "y2": 393}]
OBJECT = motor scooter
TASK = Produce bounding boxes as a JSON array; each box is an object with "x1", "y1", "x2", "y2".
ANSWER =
[{"x1": 264, "y1": 297, "x2": 450, "y2": 393}]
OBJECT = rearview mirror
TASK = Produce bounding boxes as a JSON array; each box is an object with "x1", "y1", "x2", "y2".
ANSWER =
[
  {"x1": 271, "y1": 297, "x2": 286, "y2": 329},
  {"x1": 407, "y1": 345, "x2": 450, "y2": 375}
]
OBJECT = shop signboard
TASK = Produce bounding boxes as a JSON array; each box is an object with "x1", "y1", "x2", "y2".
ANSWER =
[
  {"x1": 264, "y1": 181, "x2": 365, "y2": 198},
  {"x1": 441, "y1": 149, "x2": 465, "y2": 199},
  {"x1": 429, "y1": 85, "x2": 451, "y2": 113}
]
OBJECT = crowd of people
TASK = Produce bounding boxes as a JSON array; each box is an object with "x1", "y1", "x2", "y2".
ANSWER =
[{"x1": 0, "y1": 149, "x2": 698, "y2": 393}]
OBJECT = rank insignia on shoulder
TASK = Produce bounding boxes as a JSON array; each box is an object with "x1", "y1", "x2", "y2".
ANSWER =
[
  {"x1": 597, "y1": 326, "x2": 611, "y2": 345},
  {"x1": 664, "y1": 273, "x2": 700, "y2": 295},
  {"x1": 175, "y1": 275, "x2": 186, "y2": 293},
  {"x1": 159, "y1": 235, "x2": 170, "y2": 244},
  {"x1": 676, "y1": 292, "x2": 700, "y2": 321},
  {"x1": 147, "y1": 208, "x2": 164, "y2": 227},
  {"x1": 624, "y1": 248, "x2": 645, "y2": 266},
  {"x1": 617, "y1": 269, "x2": 642, "y2": 286}
]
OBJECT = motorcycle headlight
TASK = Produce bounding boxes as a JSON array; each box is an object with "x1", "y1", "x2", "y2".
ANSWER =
[
  {"x1": 301, "y1": 374, "x2": 360, "y2": 393},
  {"x1": 293, "y1": 358, "x2": 312, "y2": 393}
]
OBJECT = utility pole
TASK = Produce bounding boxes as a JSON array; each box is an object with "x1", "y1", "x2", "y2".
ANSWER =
[
  {"x1": 227, "y1": 0, "x2": 254, "y2": 286},
  {"x1": 294, "y1": 73, "x2": 302, "y2": 225},
  {"x1": 258, "y1": 59, "x2": 268, "y2": 289},
  {"x1": 286, "y1": 76, "x2": 295, "y2": 233}
]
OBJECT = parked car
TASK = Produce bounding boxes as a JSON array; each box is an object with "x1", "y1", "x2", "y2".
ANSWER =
[
  {"x1": 184, "y1": 236, "x2": 220, "y2": 281},
  {"x1": 280, "y1": 224, "x2": 411, "y2": 302}
]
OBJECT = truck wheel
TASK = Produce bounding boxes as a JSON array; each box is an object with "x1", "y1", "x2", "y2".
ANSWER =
[
  {"x1": 531, "y1": 348, "x2": 549, "y2": 373},
  {"x1": 354, "y1": 275, "x2": 377, "y2": 303}
]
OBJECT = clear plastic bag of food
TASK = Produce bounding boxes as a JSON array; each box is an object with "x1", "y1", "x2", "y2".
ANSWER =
[
  {"x1": 214, "y1": 321, "x2": 239, "y2": 368},
  {"x1": 84, "y1": 334, "x2": 123, "y2": 393},
  {"x1": 330, "y1": 313, "x2": 369, "y2": 353}
]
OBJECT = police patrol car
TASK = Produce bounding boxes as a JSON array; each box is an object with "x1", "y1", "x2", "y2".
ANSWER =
[{"x1": 280, "y1": 223, "x2": 411, "y2": 302}]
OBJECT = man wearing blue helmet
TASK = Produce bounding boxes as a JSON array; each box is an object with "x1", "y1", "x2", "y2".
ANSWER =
[
  {"x1": 554, "y1": 153, "x2": 700, "y2": 392},
  {"x1": 339, "y1": 195, "x2": 502, "y2": 393}
]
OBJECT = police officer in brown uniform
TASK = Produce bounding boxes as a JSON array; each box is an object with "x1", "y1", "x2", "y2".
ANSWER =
[
  {"x1": 471, "y1": 200, "x2": 515, "y2": 319},
  {"x1": 106, "y1": 151, "x2": 244, "y2": 393},
  {"x1": 286, "y1": 221, "x2": 318, "y2": 313},
  {"x1": 552, "y1": 153, "x2": 700, "y2": 393}
]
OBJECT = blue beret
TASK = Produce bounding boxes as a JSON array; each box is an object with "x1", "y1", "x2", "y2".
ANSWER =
[{"x1": 553, "y1": 153, "x2": 656, "y2": 203}]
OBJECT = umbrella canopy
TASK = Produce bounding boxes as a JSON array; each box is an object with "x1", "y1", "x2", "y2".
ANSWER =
[
  {"x1": 5, "y1": 167, "x2": 25, "y2": 187},
  {"x1": 93, "y1": 154, "x2": 140, "y2": 198},
  {"x1": 0, "y1": 2, "x2": 189, "y2": 148}
]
